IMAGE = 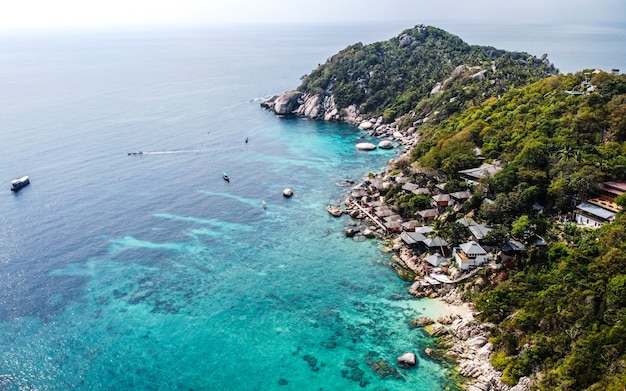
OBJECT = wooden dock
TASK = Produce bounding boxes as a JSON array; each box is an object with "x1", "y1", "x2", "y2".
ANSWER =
[{"x1": 347, "y1": 199, "x2": 388, "y2": 232}]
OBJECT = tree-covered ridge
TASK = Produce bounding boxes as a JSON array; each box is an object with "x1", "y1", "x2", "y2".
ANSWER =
[
  {"x1": 405, "y1": 72, "x2": 626, "y2": 388},
  {"x1": 473, "y1": 213, "x2": 626, "y2": 389},
  {"x1": 413, "y1": 71, "x2": 626, "y2": 218},
  {"x1": 298, "y1": 25, "x2": 556, "y2": 122},
  {"x1": 293, "y1": 25, "x2": 626, "y2": 389}
]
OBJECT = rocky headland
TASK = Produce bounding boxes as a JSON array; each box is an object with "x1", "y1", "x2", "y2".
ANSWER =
[
  {"x1": 260, "y1": 88, "x2": 533, "y2": 391},
  {"x1": 258, "y1": 24, "x2": 565, "y2": 391},
  {"x1": 260, "y1": 91, "x2": 417, "y2": 148}
]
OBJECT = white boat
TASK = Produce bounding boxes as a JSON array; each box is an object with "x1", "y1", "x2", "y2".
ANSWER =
[{"x1": 11, "y1": 176, "x2": 30, "y2": 192}]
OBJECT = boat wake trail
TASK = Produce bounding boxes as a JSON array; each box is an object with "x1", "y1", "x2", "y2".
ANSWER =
[{"x1": 128, "y1": 146, "x2": 240, "y2": 156}]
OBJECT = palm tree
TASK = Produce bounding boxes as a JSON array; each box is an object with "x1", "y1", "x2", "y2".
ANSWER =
[{"x1": 430, "y1": 219, "x2": 450, "y2": 256}]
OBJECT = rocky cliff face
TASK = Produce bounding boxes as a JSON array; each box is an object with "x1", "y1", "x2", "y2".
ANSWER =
[
  {"x1": 260, "y1": 91, "x2": 348, "y2": 122},
  {"x1": 260, "y1": 90, "x2": 422, "y2": 149}
]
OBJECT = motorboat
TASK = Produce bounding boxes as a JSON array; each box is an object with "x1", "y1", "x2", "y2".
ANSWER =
[{"x1": 11, "y1": 176, "x2": 30, "y2": 192}]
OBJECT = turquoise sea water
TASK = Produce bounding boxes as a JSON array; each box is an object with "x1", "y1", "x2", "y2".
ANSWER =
[
  {"x1": 0, "y1": 22, "x2": 624, "y2": 390},
  {"x1": 0, "y1": 24, "x2": 461, "y2": 390}
]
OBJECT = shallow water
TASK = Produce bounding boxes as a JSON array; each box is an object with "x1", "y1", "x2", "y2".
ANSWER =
[{"x1": 0, "y1": 25, "x2": 462, "y2": 390}]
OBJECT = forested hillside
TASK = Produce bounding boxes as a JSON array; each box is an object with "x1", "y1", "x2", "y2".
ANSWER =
[
  {"x1": 298, "y1": 25, "x2": 556, "y2": 122},
  {"x1": 413, "y1": 72, "x2": 626, "y2": 219},
  {"x1": 294, "y1": 25, "x2": 626, "y2": 390},
  {"x1": 405, "y1": 68, "x2": 626, "y2": 391},
  {"x1": 407, "y1": 71, "x2": 626, "y2": 389}
]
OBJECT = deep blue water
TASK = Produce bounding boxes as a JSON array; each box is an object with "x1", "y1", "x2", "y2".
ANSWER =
[{"x1": 0, "y1": 22, "x2": 624, "y2": 390}]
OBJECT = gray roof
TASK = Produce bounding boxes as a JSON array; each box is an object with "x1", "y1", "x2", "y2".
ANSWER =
[
  {"x1": 400, "y1": 231, "x2": 427, "y2": 245},
  {"x1": 501, "y1": 239, "x2": 526, "y2": 253},
  {"x1": 415, "y1": 226, "x2": 435, "y2": 235},
  {"x1": 459, "y1": 241, "x2": 487, "y2": 256},
  {"x1": 576, "y1": 202, "x2": 616, "y2": 221},
  {"x1": 413, "y1": 187, "x2": 431, "y2": 195},
  {"x1": 417, "y1": 209, "x2": 438, "y2": 218},
  {"x1": 383, "y1": 214, "x2": 403, "y2": 222},
  {"x1": 423, "y1": 236, "x2": 449, "y2": 248},
  {"x1": 432, "y1": 194, "x2": 451, "y2": 202},
  {"x1": 469, "y1": 224, "x2": 493, "y2": 240},
  {"x1": 425, "y1": 253, "x2": 449, "y2": 267},
  {"x1": 385, "y1": 221, "x2": 403, "y2": 230},
  {"x1": 401, "y1": 220, "x2": 420, "y2": 230},
  {"x1": 459, "y1": 163, "x2": 501, "y2": 180},
  {"x1": 449, "y1": 190, "x2": 472, "y2": 200},
  {"x1": 456, "y1": 217, "x2": 478, "y2": 227},
  {"x1": 402, "y1": 183, "x2": 419, "y2": 192},
  {"x1": 375, "y1": 207, "x2": 395, "y2": 217}
]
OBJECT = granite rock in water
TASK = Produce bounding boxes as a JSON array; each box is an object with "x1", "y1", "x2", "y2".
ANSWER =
[
  {"x1": 275, "y1": 91, "x2": 303, "y2": 115},
  {"x1": 362, "y1": 229, "x2": 376, "y2": 238},
  {"x1": 378, "y1": 140, "x2": 393, "y2": 149},
  {"x1": 261, "y1": 90, "x2": 303, "y2": 115},
  {"x1": 355, "y1": 142, "x2": 376, "y2": 151},
  {"x1": 397, "y1": 352, "x2": 417, "y2": 366}
]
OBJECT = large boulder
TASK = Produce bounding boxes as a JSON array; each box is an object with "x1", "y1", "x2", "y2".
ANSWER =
[
  {"x1": 362, "y1": 229, "x2": 376, "y2": 238},
  {"x1": 378, "y1": 140, "x2": 393, "y2": 149},
  {"x1": 425, "y1": 323, "x2": 448, "y2": 336},
  {"x1": 295, "y1": 94, "x2": 321, "y2": 118},
  {"x1": 273, "y1": 91, "x2": 303, "y2": 115},
  {"x1": 358, "y1": 120, "x2": 373, "y2": 130},
  {"x1": 397, "y1": 352, "x2": 417, "y2": 366},
  {"x1": 467, "y1": 335, "x2": 488, "y2": 349},
  {"x1": 355, "y1": 142, "x2": 376, "y2": 151},
  {"x1": 411, "y1": 317, "x2": 434, "y2": 327}
]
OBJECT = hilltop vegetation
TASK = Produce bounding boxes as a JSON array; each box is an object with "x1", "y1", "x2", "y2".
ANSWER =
[
  {"x1": 293, "y1": 25, "x2": 626, "y2": 390},
  {"x1": 417, "y1": 71, "x2": 626, "y2": 390},
  {"x1": 298, "y1": 25, "x2": 556, "y2": 123},
  {"x1": 414, "y1": 72, "x2": 626, "y2": 217}
]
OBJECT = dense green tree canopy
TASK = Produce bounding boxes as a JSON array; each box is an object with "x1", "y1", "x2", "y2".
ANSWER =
[
  {"x1": 298, "y1": 25, "x2": 555, "y2": 121},
  {"x1": 296, "y1": 26, "x2": 626, "y2": 389}
]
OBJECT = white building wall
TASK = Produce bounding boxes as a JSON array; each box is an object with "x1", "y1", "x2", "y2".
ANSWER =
[{"x1": 575, "y1": 213, "x2": 603, "y2": 228}]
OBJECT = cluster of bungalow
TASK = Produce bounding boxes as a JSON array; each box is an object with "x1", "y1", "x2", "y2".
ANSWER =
[
  {"x1": 357, "y1": 162, "x2": 625, "y2": 279},
  {"x1": 399, "y1": 217, "x2": 525, "y2": 271},
  {"x1": 353, "y1": 162, "x2": 536, "y2": 273}
]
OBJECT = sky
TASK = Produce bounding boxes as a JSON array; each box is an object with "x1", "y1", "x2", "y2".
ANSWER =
[{"x1": 1, "y1": 0, "x2": 625, "y2": 31}]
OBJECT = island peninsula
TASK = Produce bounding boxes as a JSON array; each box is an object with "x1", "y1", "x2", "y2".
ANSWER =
[{"x1": 262, "y1": 24, "x2": 626, "y2": 391}]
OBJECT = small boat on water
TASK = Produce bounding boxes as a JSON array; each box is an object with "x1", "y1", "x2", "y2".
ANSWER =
[
  {"x1": 127, "y1": 151, "x2": 143, "y2": 155},
  {"x1": 11, "y1": 176, "x2": 30, "y2": 192},
  {"x1": 262, "y1": 200, "x2": 267, "y2": 209},
  {"x1": 223, "y1": 172, "x2": 230, "y2": 182}
]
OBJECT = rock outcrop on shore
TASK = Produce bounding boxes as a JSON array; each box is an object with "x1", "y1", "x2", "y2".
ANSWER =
[
  {"x1": 413, "y1": 289, "x2": 532, "y2": 391},
  {"x1": 260, "y1": 91, "x2": 414, "y2": 148},
  {"x1": 260, "y1": 91, "x2": 347, "y2": 122}
]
